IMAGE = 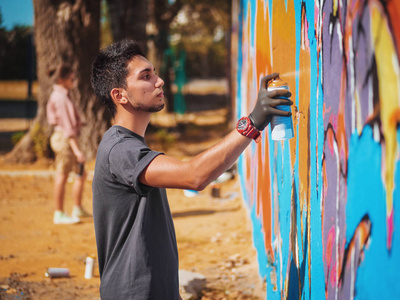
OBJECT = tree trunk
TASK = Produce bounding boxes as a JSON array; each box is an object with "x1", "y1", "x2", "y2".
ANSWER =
[
  {"x1": 106, "y1": 0, "x2": 148, "y2": 48},
  {"x1": 6, "y1": 0, "x2": 110, "y2": 164}
]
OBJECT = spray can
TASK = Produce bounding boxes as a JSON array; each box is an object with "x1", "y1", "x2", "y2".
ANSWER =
[
  {"x1": 77, "y1": 162, "x2": 84, "y2": 176},
  {"x1": 84, "y1": 255, "x2": 95, "y2": 279},
  {"x1": 45, "y1": 268, "x2": 70, "y2": 278},
  {"x1": 268, "y1": 77, "x2": 294, "y2": 140},
  {"x1": 211, "y1": 184, "x2": 221, "y2": 198}
]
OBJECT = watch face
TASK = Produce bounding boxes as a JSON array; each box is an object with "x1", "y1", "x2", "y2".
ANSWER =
[{"x1": 237, "y1": 118, "x2": 248, "y2": 130}]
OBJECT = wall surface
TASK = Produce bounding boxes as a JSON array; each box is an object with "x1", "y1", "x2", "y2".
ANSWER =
[{"x1": 233, "y1": 0, "x2": 400, "y2": 298}]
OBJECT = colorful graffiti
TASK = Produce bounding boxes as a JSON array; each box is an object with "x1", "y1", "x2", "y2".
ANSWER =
[{"x1": 234, "y1": 0, "x2": 400, "y2": 298}]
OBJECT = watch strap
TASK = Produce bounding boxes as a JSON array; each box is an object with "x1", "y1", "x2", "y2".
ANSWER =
[
  {"x1": 243, "y1": 125, "x2": 261, "y2": 142},
  {"x1": 236, "y1": 117, "x2": 261, "y2": 143}
]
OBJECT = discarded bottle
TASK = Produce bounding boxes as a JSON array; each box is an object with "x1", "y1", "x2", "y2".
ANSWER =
[
  {"x1": 45, "y1": 268, "x2": 70, "y2": 278},
  {"x1": 268, "y1": 77, "x2": 294, "y2": 140}
]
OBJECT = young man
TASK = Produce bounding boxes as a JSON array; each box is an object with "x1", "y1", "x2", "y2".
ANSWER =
[{"x1": 91, "y1": 39, "x2": 292, "y2": 299}]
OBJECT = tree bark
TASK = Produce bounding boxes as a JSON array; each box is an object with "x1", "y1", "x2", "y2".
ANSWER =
[
  {"x1": 6, "y1": 0, "x2": 110, "y2": 163},
  {"x1": 106, "y1": 0, "x2": 148, "y2": 48}
]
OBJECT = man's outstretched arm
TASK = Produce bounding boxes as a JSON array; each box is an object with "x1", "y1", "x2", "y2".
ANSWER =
[
  {"x1": 139, "y1": 129, "x2": 252, "y2": 190},
  {"x1": 139, "y1": 73, "x2": 292, "y2": 190}
]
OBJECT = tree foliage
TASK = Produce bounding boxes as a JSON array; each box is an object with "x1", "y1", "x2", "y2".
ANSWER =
[
  {"x1": 100, "y1": 0, "x2": 113, "y2": 48},
  {"x1": 0, "y1": 10, "x2": 36, "y2": 81},
  {"x1": 150, "y1": 0, "x2": 231, "y2": 79},
  {"x1": 3, "y1": 0, "x2": 232, "y2": 162},
  {"x1": 169, "y1": 1, "x2": 231, "y2": 78},
  {"x1": 146, "y1": 0, "x2": 231, "y2": 112}
]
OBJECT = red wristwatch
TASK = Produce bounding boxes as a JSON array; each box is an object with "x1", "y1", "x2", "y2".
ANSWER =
[{"x1": 236, "y1": 117, "x2": 261, "y2": 143}]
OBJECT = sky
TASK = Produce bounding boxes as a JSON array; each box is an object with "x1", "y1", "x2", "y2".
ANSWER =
[{"x1": 0, "y1": 0, "x2": 33, "y2": 30}]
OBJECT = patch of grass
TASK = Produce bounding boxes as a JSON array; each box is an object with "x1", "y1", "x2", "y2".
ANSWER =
[
  {"x1": 11, "y1": 131, "x2": 26, "y2": 145},
  {"x1": 31, "y1": 123, "x2": 48, "y2": 158},
  {"x1": 155, "y1": 129, "x2": 177, "y2": 151}
]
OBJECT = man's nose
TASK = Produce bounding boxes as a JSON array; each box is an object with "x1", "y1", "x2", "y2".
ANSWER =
[{"x1": 156, "y1": 76, "x2": 164, "y2": 88}]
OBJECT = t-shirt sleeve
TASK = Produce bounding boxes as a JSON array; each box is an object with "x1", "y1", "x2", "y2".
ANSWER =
[{"x1": 108, "y1": 140, "x2": 163, "y2": 196}]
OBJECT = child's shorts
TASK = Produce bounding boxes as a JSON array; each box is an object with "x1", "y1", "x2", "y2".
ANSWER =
[{"x1": 50, "y1": 131, "x2": 77, "y2": 173}]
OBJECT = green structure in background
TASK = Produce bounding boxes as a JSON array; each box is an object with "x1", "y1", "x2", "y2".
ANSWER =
[
  {"x1": 172, "y1": 49, "x2": 186, "y2": 115},
  {"x1": 163, "y1": 47, "x2": 187, "y2": 115}
]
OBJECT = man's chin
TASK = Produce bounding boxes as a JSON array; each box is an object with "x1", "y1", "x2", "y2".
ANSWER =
[
  {"x1": 132, "y1": 102, "x2": 165, "y2": 113},
  {"x1": 149, "y1": 103, "x2": 165, "y2": 113}
]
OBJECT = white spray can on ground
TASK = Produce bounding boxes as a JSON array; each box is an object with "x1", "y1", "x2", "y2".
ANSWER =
[
  {"x1": 84, "y1": 256, "x2": 95, "y2": 279},
  {"x1": 45, "y1": 267, "x2": 70, "y2": 278},
  {"x1": 267, "y1": 77, "x2": 294, "y2": 140}
]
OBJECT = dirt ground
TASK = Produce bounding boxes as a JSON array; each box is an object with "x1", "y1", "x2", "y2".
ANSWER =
[{"x1": 0, "y1": 113, "x2": 266, "y2": 300}]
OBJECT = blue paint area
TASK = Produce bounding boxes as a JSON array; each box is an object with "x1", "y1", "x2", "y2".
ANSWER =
[
  {"x1": 275, "y1": 142, "x2": 292, "y2": 296},
  {"x1": 238, "y1": 153, "x2": 269, "y2": 282},
  {"x1": 304, "y1": 3, "x2": 326, "y2": 298},
  {"x1": 250, "y1": 203, "x2": 269, "y2": 280},
  {"x1": 245, "y1": 0, "x2": 257, "y2": 54},
  {"x1": 346, "y1": 127, "x2": 383, "y2": 241},
  {"x1": 288, "y1": 256, "x2": 300, "y2": 299},
  {"x1": 347, "y1": 127, "x2": 400, "y2": 299},
  {"x1": 312, "y1": 59, "x2": 326, "y2": 298}
]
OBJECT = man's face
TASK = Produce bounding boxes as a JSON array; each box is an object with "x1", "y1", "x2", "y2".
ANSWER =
[{"x1": 124, "y1": 55, "x2": 165, "y2": 113}]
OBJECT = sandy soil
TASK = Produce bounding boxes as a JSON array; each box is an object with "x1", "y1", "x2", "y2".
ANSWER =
[{"x1": 0, "y1": 116, "x2": 266, "y2": 300}]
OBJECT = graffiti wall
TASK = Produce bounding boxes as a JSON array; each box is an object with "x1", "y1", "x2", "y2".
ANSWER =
[{"x1": 234, "y1": 0, "x2": 400, "y2": 298}]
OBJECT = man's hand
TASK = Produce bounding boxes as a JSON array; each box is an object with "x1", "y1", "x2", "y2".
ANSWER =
[{"x1": 249, "y1": 73, "x2": 293, "y2": 131}]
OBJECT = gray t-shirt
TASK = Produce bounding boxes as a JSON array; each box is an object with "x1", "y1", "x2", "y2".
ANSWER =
[{"x1": 92, "y1": 125, "x2": 179, "y2": 300}]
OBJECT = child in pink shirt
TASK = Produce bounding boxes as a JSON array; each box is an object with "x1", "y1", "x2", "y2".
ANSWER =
[{"x1": 46, "y1": 64, "x2": 90, "y2": 224}]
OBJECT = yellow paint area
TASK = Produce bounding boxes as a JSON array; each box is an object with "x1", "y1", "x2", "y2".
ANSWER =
[{"x1": 371, "y1": 3, "x2": 400, "y2": 248}]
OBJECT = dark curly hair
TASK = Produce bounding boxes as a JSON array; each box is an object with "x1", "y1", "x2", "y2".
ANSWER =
[{"x1": 91, "y1": 39, "x2": 146, "y2": 117}]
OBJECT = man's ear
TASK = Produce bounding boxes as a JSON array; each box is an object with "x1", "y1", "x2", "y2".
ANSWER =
[{"x1": 110, "y1": 88, "x2": 128, "y2": 104}]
